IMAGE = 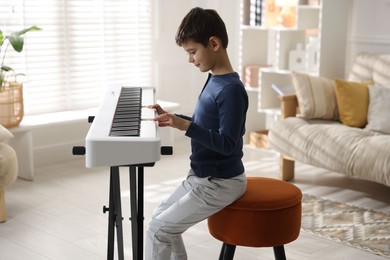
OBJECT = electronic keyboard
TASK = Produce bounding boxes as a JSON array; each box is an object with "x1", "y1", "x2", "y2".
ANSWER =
[{"x1": 84, "y1": 86, "x2": 161, "y2": 167}]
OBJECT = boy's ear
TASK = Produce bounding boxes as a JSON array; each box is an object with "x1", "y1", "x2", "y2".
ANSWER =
[{"x1": 209, "y1": 36, "x2": 221, "y2": 50}]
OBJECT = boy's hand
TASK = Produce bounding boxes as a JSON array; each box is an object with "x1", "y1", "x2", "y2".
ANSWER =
[
  {"x1": 149, "y1": 104, "x2": 190, "y2": 131},
  {"x1": 148, "y1": 104, "x2": 167, "y2": 115}
]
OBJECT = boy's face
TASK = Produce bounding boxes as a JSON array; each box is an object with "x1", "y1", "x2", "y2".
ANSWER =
[{"x1": 181, "y1": 39, "x2": 216, "y2": 73}]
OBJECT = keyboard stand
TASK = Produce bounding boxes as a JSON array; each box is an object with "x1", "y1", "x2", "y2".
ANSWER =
[
  {"x1": 71, "y1": 110, "x2": 174, "y2": 260},
  {"x1": 105, "y1": 163, "x2": 155, "y2": 260}
]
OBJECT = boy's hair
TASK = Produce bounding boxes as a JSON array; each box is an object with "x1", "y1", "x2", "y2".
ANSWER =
[{"x1": 175, "y1": 7, "x2": 229, "y2": 49}]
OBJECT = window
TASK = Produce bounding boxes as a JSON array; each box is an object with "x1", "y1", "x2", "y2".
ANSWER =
[{"x1": 0, "y1": 0, "x2": 153, "y2": 115}]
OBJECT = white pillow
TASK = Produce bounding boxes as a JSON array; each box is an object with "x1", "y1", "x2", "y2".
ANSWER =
[
  {"x1": 366, "y1": 85, "x2": 390, "y2": 134},
  {"x1": 0, "y1": 124, "x2": 14, "y2": 142},
  {"x1": 291, "y1": 71, "x2": 338, "y2": 120},
  {"x1": 372, "y1": 55, "x2": 390, "y2": 86}
]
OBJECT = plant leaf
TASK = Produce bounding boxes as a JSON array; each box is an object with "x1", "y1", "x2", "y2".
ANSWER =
[
  {"x1": 8, "y1": 33, "x2": 24, "y2": 52},
  {"x1": 16, "y1": 26, "x2": 42, "y2": 35},
  {"x1": 7, "y1": 26, "x2": 42, "y2": 52},
  {"x1": 0, "y1": 30, "x2": 3, "y2": 45},
  {"x1": 1, "y1": 65, "x2": 13, "y2": 72}
]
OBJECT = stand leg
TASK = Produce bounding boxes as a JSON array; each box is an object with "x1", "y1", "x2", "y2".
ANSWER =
[
  {"x1": 129, "y1": 166, "x2": 138, "y2": 260},
  {"x1": 106, "y1": 169, "x2": 115, "y2": 260},
  {"x1": 137, "y1": 167, "x2": 144, "y2": 259},
  {"x1": 129, "y1": 166, "x2": 144, "y2": 260},
  {"x1": 273, "y1": 245, "x2": 286, "y2": 260},
  {"x1": 106, "y1": 167, "x2": 124, "y2": 260},
  {"x1": 112, "y1": 167, "x2": 125, "y2": 260},
  {"x1": 219, "y1": 243, "x2": 236, "y2": 260}
]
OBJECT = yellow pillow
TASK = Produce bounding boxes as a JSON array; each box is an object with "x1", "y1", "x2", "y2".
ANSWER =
[{"x1": 334, "y1": 79, "x2": 370, "y2": 127}]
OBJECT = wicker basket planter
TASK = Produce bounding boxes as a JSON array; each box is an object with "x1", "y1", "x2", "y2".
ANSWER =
[{"x1": 0, "y1": 83, "x2": 24, "y2": 128}]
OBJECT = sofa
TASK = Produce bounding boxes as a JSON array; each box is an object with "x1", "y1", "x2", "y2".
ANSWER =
[
  {"x1": 268, "y1": 52, "x2": 390, "y2": 187},
  {"x1": 0, "y1": 124, "x2": 18, "y2": 222}
]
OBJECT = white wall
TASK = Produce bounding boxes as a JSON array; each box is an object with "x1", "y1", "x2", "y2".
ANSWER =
[
  {"x1": 346, "y1": 0, "x2": 390, "y2": 71},
  {"x1": 25, "y1": 0, "x2": 390, "y2": 167}
]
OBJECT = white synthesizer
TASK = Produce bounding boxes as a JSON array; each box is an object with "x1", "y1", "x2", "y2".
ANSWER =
[{"x1": 84, "y1": 86, "x2": 161, "y2": 168}]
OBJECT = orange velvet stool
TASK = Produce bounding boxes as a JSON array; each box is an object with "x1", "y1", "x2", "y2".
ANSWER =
[{"x1": 208, "y1": 177, "x2": 302, "y2": 260}]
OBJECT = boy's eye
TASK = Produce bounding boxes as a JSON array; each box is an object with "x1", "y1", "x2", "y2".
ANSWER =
[{"x1": 188, "y1": 50, "x2": 196, "y2": 55}]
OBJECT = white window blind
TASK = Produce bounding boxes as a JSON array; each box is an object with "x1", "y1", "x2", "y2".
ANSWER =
[{"x1": 0, "y1": 0, "x2": 153, "y2": 115}]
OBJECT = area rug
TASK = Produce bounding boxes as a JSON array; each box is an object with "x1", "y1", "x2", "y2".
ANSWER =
[{"x1": 301, "y1": 194, "x2": 390, "y2": 258}]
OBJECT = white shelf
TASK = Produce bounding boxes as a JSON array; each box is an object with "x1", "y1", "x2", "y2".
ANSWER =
[
  {"x1": 296, "y1": 5, "x2": 320, "y2": 29},
  {"x1": 273, "y1": 29, "x2": 307, "y2": 70},
  {"x1": 258, "y1": 108, "x2": 281, "y2": 115},
  {"x1": 258, "y1": 69, "x2": 293, "y2": 110},
  {"x1": 245, "y1": 86, "x2": 259, "y2": 92},
  {"x1": 240, "y1": 0, "x2": 350, "y2": 114}
]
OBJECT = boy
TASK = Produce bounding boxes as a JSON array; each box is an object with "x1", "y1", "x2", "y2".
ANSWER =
[{"x1": 146, "y1": 7, "x2": 248, "y2": 260}]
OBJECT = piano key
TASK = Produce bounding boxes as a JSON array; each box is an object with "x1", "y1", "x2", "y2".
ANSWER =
[
  {"x1": 141, "y1": 108, "x2": 155, "y2": 120},
  {"x1": 115, "y1": 116, "x2": 139, "y2": 120},
  {"x1": 111, "y1": 126, "x2": 140, "y2": 131},
  {"x1": 111, "y1": 122, "x2": 139, "y2": 127},
  {"x1": 114, "y1": 116, "x2": 139, "y2": 120},
  {"x1": 110, "y1": 131, "x2": 140, "y2": 136},
  {"x1": 111, "y1": 124, "x2": 140, "y2": 128}
]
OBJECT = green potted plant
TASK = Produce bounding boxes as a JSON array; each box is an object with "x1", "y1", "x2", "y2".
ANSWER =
[
  {"x1": 0, "y1": 25, "x2": 41, "y2": 88},
  {"x1": 0, "y1": 25, "x2": 41, "y2": 128}
]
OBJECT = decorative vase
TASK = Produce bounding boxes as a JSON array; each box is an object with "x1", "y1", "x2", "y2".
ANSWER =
[
  {"x1": 289, "y1": 43, "x2": 307, "y2": 71},
  {"x1": 306, "y1": 36, "x2": 319, "y2": 73}
]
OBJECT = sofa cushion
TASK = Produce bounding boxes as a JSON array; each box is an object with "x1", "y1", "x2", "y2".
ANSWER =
[
  {"x1": 348, "y1": 52, "x2": 379, "y2": 82},
  {"x1": 352, "y1": 134, "x2": 390, "y2": 187},
  {"x1": 0, "y1": 125, "x2": 13, "y2": 142},
  {"x1": 334, "y1": 79, "x2": 369, "y2": 128},
  {"x1": 372, "y1": 55, "x2": 390, "y2": 86},
  {"x1": 366, "y1": 85, "x2": 390, "y2": 134},
  {"x1": 291, "y1": 72, "x2": 338, "y2": 120},
  {"x1": 0, "y1": 143, "x2": 18, "y2": 188},
  {"x1": 269, "y1": 117, "x2": 390, "y2": 187}
]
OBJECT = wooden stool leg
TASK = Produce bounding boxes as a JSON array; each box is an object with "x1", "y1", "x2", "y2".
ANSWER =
[
  {"x1": 273, "y1": 245, "x2": 286, "y2": 260},
  {"x1": 219, "y1": 243, "x2": 236, "y2": 260},
  {"x1": 0, "y1": 187, "x2": 7, "y2": 222}
]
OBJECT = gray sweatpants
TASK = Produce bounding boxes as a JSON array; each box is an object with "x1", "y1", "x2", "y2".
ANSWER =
[{"x1": 145, "y1": 170, "x2": 247, "y2": 260}]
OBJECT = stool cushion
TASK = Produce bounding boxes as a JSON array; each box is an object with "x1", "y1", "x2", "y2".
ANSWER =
[
  {"x1": 208, "y1": 177, "x2": 302, "y2": 247},
  {"x1": 227, "y1": 177, "x2": 302, "y2": 211},
  {"x1": 0, "y1": 143, "x2": 18, "y2": 188}
]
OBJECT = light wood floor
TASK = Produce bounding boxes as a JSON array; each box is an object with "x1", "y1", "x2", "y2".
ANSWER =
[{"x1": 1, "y1": 137, "x2": 389, "y2": 260}]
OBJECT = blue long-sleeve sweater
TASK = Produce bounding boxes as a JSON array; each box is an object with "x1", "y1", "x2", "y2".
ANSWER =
[{"x1": 178, "y1": 72, "x2": 248, "y2": 178}]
